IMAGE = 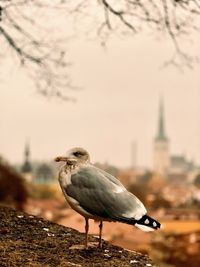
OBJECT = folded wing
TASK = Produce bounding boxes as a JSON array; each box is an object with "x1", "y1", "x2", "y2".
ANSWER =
[{"x1": 65, "y1": 165, "x2": 146, "y2": 222}]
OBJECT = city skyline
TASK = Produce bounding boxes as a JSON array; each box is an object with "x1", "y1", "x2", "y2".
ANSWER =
[
  {"x1": 17, "y1": 96, "x2": 199, "y2": 171},
  {"x1": 1, "y1": 36, "x2": 200, "y2": 168}
]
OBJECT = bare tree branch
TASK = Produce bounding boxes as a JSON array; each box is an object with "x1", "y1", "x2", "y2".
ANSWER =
[
  {"x1": 0, "y1": 0, "x2": 77, "y2": 100},
  {"x1": 0, "y1": 0, "x2": 200, "y2": 101},
  {"x1": 96, "y1": 0, "x2": 200, "y2": 68}
]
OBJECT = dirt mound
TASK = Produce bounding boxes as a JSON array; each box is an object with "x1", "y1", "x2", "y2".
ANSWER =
[{"x1": 0, "y1": 206, "x2": 154, "y2": 267}]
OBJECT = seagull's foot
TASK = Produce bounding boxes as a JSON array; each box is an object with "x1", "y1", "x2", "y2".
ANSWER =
[
  {"x1": 98, "y1": 241, "x2": 102, "y2": 249},
  {"x1": 88, "y1": 241, "x2": 104, "y2": 249},
  {"x1": 88, "y1": 241, "x2": 99, "y2": 248}
]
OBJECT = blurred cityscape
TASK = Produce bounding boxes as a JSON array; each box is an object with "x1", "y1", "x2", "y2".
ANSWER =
[{"x1": 0, "y1": 97, "x2": 199, "y2": 267}]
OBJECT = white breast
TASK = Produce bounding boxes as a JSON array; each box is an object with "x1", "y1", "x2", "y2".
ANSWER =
[{"x1": 58, "y1": 166, "x2": 72, "y2": 188}]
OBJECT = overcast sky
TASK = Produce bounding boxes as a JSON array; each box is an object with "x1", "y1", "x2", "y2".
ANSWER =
[{"x1": 1, "y1": 35, "x2": 200, "y2": 168}]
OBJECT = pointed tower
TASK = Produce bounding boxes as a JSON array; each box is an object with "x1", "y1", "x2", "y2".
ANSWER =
[
  {"x1": 21, "y1": 141, "x2": 33, "y2": 182},
  {"x1": 131, "y1": 141, "x2": 137, "y2": 169},
  {"x1": 153, "y1": 98, "x2": 170, "y2": 177}
]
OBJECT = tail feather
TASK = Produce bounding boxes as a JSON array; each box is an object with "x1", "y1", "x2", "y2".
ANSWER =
[{"x1": 135, "y1": 214, "x2": 161, "y2": 232}]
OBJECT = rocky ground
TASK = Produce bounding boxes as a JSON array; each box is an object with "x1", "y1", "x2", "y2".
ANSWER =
[{"x1": 0, "y1": 206, "x2": 154, "y2": 267}]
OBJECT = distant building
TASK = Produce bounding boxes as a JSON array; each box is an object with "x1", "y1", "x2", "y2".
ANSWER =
[
  {"x1": 35, "y1": 163, "x2": 55, "y2": 184},
  {"x1": 153, "y1": 98, "x2": 170, "y2": 177},
  {"x1": 170, "y1": 156, "x2": 199, "y2": 184},
  {"x1": 20, "y1": 141, "x2": 55, "y2": 184},
  {"x1": 170, "y1": 155, "x2": 194, "y2": 174},
  {"x1": 153, "y1": 98, "x2": 199, "y2": 182},
  {"x1": 118, "y1": 168, "x2": 147, "y2": 189},
  {"x1": 21, "y1": 141, "x2": 33, "y2": 182}
]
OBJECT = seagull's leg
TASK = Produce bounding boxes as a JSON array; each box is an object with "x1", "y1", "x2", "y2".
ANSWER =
[
  {"x1": 85, "y1": 218, "x2": 89, "y2": 249},
  {"x1": 98, "y1": 220, "x2": 103, "y2": 248}
]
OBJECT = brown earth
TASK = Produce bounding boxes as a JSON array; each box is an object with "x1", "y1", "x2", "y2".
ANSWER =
[{"x1": 0, "y1": 206, "x2": 154, "y2": 267}]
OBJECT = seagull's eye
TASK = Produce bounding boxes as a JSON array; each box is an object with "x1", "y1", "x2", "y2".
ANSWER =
[{"x1": 73, "y1": 151, "x2": 83, "y2": 157}]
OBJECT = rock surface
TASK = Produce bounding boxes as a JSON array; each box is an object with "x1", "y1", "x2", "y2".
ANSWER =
[{"x1": 0, "y1": 206, "x2": 154, "y2": 267}]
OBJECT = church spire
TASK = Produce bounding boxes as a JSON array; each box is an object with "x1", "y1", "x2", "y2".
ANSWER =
[
  {"x1": 153, "y1": 97, "x2": 170, "y2": 177},
  {"x1": 25, "y1": 141, "x2": 30, "y2": 161},
  {"x1": 156, "y1": 97, "x2": 167, "y2": 141},
  {"x1": 21, "y1": 140, "x2": 32, "y2": 173}
]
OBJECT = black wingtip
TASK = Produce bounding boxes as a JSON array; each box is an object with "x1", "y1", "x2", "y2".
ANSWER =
[{"x1": 136, "y1": 214, "x2": 161, "y2": 230}]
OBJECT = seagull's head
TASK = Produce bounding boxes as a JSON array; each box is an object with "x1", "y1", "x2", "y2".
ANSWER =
[{"x1": 54, "y1": 147, "x2": 90, "y2": 166}]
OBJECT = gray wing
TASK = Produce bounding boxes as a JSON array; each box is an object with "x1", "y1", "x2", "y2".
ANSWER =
[{"x1": 65, "y1": 165, "x2": 146, "y2": 221}]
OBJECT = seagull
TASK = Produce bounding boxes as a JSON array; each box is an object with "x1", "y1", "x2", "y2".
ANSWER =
[{"x1": 55, "y1": 147, "x2": 160, "y2": 249}]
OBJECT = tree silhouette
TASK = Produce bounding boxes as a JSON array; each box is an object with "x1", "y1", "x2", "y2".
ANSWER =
[
  {"x1": 0, "y1": 158, "x2": 28, "y2": 211},
  {"x1": 97, "y1": 0, "x2": 200, "y2": 68},
  {"x1": 0, "y1": 1, "x2": 199, "y2": 99},
  {"x1": 0, "y1": 0, "x2": 76, "y2": 100}
]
